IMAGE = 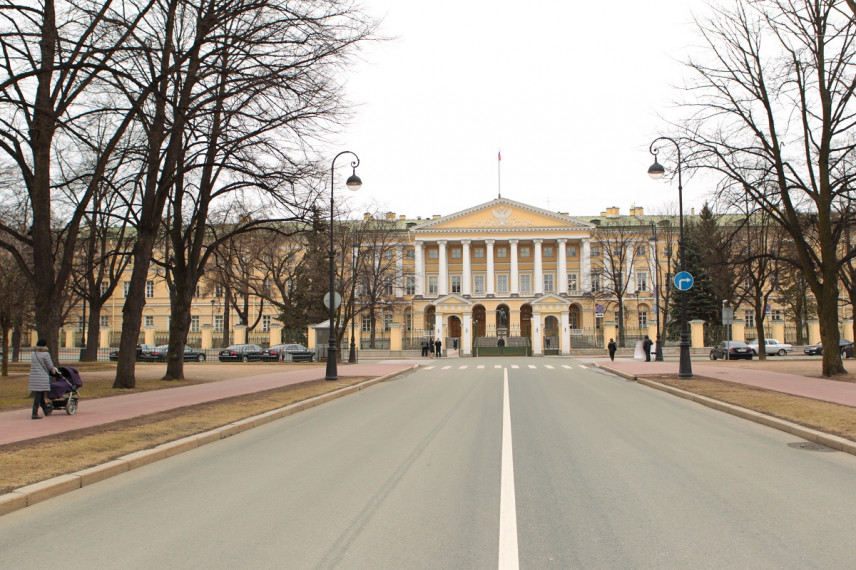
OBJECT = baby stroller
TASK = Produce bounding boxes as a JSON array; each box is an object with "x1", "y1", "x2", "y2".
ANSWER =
[{"x1": 44, "y1": 366, "x2": 83, "y2": 415}]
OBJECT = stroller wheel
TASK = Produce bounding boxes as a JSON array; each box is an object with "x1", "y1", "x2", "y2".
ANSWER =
[
  {"x1": 66, "y1": 399, "x2": 77, "y2": 415},
  {"x1": 44, "y1": 401, "x2": 53, "y2": 415}
]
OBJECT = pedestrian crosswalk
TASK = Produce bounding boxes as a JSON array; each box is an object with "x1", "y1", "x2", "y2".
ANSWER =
[{"x1": 419, "y1": 363, "x2": 596, "y2": 371}]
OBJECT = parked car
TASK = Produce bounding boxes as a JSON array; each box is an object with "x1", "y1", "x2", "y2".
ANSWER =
[
  {"x1": 804, "y1": 339, "x2": 855, "y2": 358},
  {"x1": 218, "y1": 344, "x2": 264, "y2": 362},
  {"x1": 709, "y1": 340, "x2": 754, "y2": 360},
  {"x1": 262, "y1": 343, "x2": 314, "y2": 362},
  {"x1": 109, "y1": 344, "x2": 156, "y2": 361},
  {"x1": 147, "y1": 345, "x2": 207, "y2": 362},
  {"x1": 747, "y1": 338, "x2": 794, "y2": 356}
]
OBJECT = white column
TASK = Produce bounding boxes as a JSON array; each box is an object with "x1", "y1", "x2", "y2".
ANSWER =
[
  {"x1": 558, "y1": 239, "x2": 568, "y2": 294},
  {"x1": 438, "y1": 240, "x2": 448, "y2": 296},
  {"x1": 561, "y1": 311, "x2": 571, "y2": 355},
  {"x1": 395, "y1": 245, "x2": 403, "y2": 297},
  {"x1": 415, "y1": 242, "x2": 425, "y2": 296},
  {"x1": 510, "y1": 239, "x2": 519, "y2": 295},
  {"x1": 434, "y1": 311, "x2": 444, "y2": 341},
  {"x1": 486, "y1": 239, "x2": 495, "y2": 296},
  {"x1": 533, "y1": 312, "x2": 543, "y2": 356},
  {"x1": 534, "y1": 239, "x2": 544, "y2": 296},
  {"x1": 462, "y1": 312, "x2": 472, "y2": 356},
  {"x1": 582, "y1": 238, "x2": 592, "y2": 291},
  {"x1": 462, "y1": 239, "x2": 472, "y2": 296}
]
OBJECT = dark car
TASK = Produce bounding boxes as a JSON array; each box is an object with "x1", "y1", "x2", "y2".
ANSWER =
[
  {"x1": 710, "y1": 340, "x2": 754, "y2": 360},
  {"x1": 218, "y1": 344, "x2": 264, "y2": 362},
  {"x1": 804, "y1": 339, "x2": 855, "y2": 358},
  {"x1": 109, "y1": 344, "x2": 156, "y2": 361},
  {"x1": 262, "y1": 343, "x2": 314, "y2": 362},
  {"x1": 147, "y1": 345, "x2": 207, "y2": 362}
]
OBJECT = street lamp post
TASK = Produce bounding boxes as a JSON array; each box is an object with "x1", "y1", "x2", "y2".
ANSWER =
[
  {"x1": 648, "y1": 137, "x2": 692, "y2": 378},
  {"x1": 326, "y1": 151, "x2": 362, "y2": 380},
  {"x1": 650, "y1": 222, "x2": 664, "y2": 361}
]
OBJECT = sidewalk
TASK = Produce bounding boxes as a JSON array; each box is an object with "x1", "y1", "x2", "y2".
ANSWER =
[
  {"x1": 596, "y1": 358, "x2": 856, "y2": 408},
  {"x1": 0, "y1": 362, "x2": 416, "y2": 446}
]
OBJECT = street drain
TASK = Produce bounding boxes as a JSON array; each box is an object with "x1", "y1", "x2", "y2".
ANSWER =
[{"x1": 788, "y1": 442, "x2": 835, "y2": 452}]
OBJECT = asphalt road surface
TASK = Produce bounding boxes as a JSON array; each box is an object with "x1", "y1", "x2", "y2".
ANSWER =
[{"x1": 3, "y1": 357, "x2": 856, "y2": 569}]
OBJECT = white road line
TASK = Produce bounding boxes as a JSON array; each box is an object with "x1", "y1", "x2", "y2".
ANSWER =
[
  {"x1": 562, "y1": 365, "x2": 573, "y2": 369},
  {"x1": 495, "y1": 365, "x2": 503, "y2": 369},
  {"x1": 511, "y1": 364, "x2": 519, "y2": 369},
  {"x1": 578, "y1": 364, "x2": 588, "y2": 369},
  {"x1": 499, "y1": 368, "x2": 519, "y2": 570},
  {"x1": 442, "y1": 365, "x2": 452, "y2": 370},
  {"x1": 423, "y1": 366, "x2": 435, "y2": 370},
  {"x1": 478, "y1": 365, "x2": 485, "y2": 369},
  {"x1": 459, "y1": 365, "x2": 468, "y2": 369},
  {"x1": 545, "y1": 365, "x2": 554, "y2": 369},
  {"x1": 528, "y1": 365, "x2": 537, "y2": 369}
]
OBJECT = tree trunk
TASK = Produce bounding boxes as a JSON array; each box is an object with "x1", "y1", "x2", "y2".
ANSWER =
[
  {"x1": 82, "y1": 303, "x2": 103, "y2": 361},
  {"x1": 819, "y1": 278, "x2": 846, "y2": 376},
  {"x1": 113, "y1": 237, "x2": 156, "y2": 389},
  {"x1": 163, "y1": 278, "x2": 196, "y2": 381}
]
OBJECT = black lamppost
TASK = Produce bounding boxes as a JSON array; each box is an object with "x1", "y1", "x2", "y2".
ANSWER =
[
  {"x1": 326, "y1": 151, "x2": 362, "y2": 380},
  {"x1": 650, "y1": 222, "x2": 664, "y2": 361},
  {"x1": 648, "y1": 137, "x2": 692, "y2": 378}
]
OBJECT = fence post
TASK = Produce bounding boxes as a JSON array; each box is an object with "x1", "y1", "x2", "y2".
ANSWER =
[
  {"x1": 732, "y1": 319, "x2": 746, "y2": 343},
  {"x1": 201, "y1": 324, "x2": 213, "y2": 349},
  {"x1": 690, "y1": 320, "x2": 705, "y2": 348},
  {"x1": 234, "y1": 324, "x2": 247, "y2": 345},
  {"x1": 144, "y1": 325, "x2": 156, "y2": 346},
  {"x1": 270, "y1": 325, "x2": 283, "y2": 348},
  {"x1": 807, "y1": 319, "x2": 821, "y2": 345},
  {"x1": 771, "y1": 320, "x2": 785, "y2": 342}
]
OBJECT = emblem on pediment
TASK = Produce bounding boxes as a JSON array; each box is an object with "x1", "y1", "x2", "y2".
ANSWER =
[{"x1": 470, "y1": 206, "x2": 533, "y2": 228}]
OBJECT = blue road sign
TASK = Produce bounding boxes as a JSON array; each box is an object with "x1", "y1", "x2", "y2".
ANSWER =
[
  {"x1": 674, "y1": 271, "x2": 694, "y2": 291},
  {"x1": 596, "y1": 304, "x2": 605, "y2": 314}
]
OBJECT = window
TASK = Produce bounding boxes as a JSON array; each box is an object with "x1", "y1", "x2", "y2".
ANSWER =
[
  {"x1": 745, "y1": 310, "x2": 755, "y2": 328},
  {"x1": 194, "y1": 285, "x2": 201, "y2": 297},
  {"x1": 450, "y1": 248, "x2": 461, "y2": 259},
  {"x1": 145, "y1": 315, "x2": 154, "y2": 327},
  {"x1": 405, "y1": 276, "x2": 415, "y2": 296},
  {"x1": 362, "y1": 316, "x2": 371, "y2": 332},
  {"x1": 771, "y1": 309, "x2": 783, "y2": 321},
  {"x1": 383, "y1": 249, "x2": 394, "y2": 260},
  {"x1": 591, "y1": 245, "x2": 601, "y2": 257},
  {"x1": 664, "y1": 246, "x2": 673, "y2": 257},
  {"x1": 384, "y1": 278, "x2": 394, "y2": 296},
  {"x1": 214, "y1": 315, "x2": 223, "y2": 333},
  {"x1": 405, "y1": 313, "x2": 412, "y2": 331},
  {"x1": 591, "y1": 272, "x2": 602, "y2": 292},
  {"x1": 405, "y1": 249, "x2": 415, "y2": 260},
  {"x1": 77, "y1": 316, "x2": 84, "y2": 332},
  {"x1": 543, "y1": 274, "x2": 555, "y2": 293},
  {"x1": 636, "y1": 245, "x2": 647, "y2": 256},
  {"x1": 520, "y1": 246, "x2": 531, "y2": 258},
  {"x1": 428, "y1": 248, "x2": 438, "y2": 259},
  {"x1": 428, "y1": 275, "x2": 438, "y2": 295},
  {"x1": 145, "y1": 280, "x2": 154, "y2": 298},
  {"x1": 100, "y1": 315, "x2": 109, "y2": 328},
  {"x1": 638, "y1": 311, "x2": 648, "y2": 328},
  {"x1": 543, "y1": 246, "x2": 554, "y2": 257},
  {"x1": 100, "y1": 282, "x2": 110, "y2": 296},
  {"x1": 496, "y1": 274, "x2": 509, "y2": 293},
  {"x1": 261, "y1": 315, "x2": 270, "y2": 332},
  {"x1": 567, "y1": 246, "x2": 578, "y2": 257},
  {"x1": 473, "y1": 247, "x2": 485, "y2": 259},
  {"x1": 520, "y1": 274, "x2": 532, "y2": 293},
  {"x1": 568, "y1": 273, "x2": 579, "y2": 292},
  {"x1": 496, "y1": 246, "x2": 507, "y2": 259},
  {"x1": 123, "y1": 281, "x2": 131, "y2": 297},
  {"x1": 612, "y1": 245, "x2": 622, "y2": 256},
  {"x1": 473, "y1": 275, "x2": 485, "y2": 294},
  {"x1": 384, "y1": 313, "x2": 393, "y2": 332},
  {"x1": 451, "y1": 275, "x2": 462, "y2": 293},
  {"x1": 214, "y1": 284, "x2": 223, "y2": 298},
  {"x1": 191, "y1": 315, "x2": 200, "y2": 333},
  {"x1": 636, "y1": 271, "x2": 649, "y2": 292}
]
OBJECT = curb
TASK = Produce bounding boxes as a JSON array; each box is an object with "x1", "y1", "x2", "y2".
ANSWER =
[
  {"x1": 0, "y1": 366, "x2": 416, "y2": 518},
  {"x1": 595, "y1": 363, "x2": 856, "y2": 457}
]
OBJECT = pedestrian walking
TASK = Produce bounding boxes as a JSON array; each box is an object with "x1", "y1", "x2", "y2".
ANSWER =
[
  {"x1": 30, "y1": 339, "x2": 59, "y2": 419},
  {"x1": 607, "y1": 338, "x2": 617, "y2": 361},
  {"x1": 421, "y1": 338, "x2": 428, "y2": 357},
  {"x1": 642, "y1": 335, "x2": 653, "y2": 362},
  {"x1": 435, "y1": 338, "x2": 442, "y2": 358},
  {"x1": 429, "y1": 339, "x2": 435, "y2": 358}
]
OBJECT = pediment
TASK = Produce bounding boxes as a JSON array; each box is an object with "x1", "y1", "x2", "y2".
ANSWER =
[
  {"x1": 412, "y1": 198, "x2": 593, "y2": 234},
  {"x1": 433, "y1": 294, "x2": 472, "y2": 309},
  {"x1": 530, "y1": 293, "x2": 570, "y2": 308}
]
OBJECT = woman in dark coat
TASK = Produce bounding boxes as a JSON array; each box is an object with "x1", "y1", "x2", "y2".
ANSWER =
[
  {"x1": 607, "y1": 338, "x2": 617, "y2": 361},
  {"x1": 29, "y1": 339, "x2": 59, "y2": 419}
]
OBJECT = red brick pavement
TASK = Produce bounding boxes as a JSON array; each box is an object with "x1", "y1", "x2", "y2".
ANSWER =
[{"x1": 0, "y1": 362, "x2": 415, "y2": 446}]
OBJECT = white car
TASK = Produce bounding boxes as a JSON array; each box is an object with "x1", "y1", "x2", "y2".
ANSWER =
[{"x1": 748, "y1": 338, "x2": 793, "y2": 356}]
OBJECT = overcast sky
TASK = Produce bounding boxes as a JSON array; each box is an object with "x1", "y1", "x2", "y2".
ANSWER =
[{"x1": 331, "y1": 0, "x2": 719, "y2": 220}]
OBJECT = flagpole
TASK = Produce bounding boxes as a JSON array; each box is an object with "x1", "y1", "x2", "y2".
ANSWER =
[{"x1": 498, "y1": 150, "x2": 502, "y2": 199}]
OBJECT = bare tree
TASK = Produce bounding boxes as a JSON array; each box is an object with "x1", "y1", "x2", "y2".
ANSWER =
[{"x1": 681, "y1": 0, "x2": 856, "y2": 375}]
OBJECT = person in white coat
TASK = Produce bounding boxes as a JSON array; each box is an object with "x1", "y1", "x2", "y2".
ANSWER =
[{"x1": 29, "y1": 339, "x2": 59, "y2": 419}]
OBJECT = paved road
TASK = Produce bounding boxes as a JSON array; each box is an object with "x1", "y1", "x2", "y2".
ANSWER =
[{"x1": 2, "y1": 357, "x2": 856, "y2": 568}]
